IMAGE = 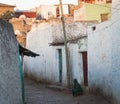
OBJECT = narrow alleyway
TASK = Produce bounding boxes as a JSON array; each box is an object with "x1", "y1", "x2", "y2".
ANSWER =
[{"x1": 24, "y1": 77, "x2": 111, "y2": 104}]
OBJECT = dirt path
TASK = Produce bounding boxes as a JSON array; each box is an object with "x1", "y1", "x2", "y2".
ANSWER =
[{"x1": 24, "y1": 77, "x2": 111, "y2": 104}]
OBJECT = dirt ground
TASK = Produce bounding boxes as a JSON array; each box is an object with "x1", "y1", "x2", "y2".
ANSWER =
[{"x1": 24, "y1": 77, "x2": 111, "y2": 104}]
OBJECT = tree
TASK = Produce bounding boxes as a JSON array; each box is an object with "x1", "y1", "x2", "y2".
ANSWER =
[{"x1": 0, "y1": 11, "x2": 15, "y2": 21}]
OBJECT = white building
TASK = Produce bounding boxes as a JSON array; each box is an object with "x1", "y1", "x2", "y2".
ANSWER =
[
  {"x1": 36, "y1": 5, "x2": 57, "y2": 20},
  {"x1": 24, "y1": 20, "x2": 96, "y2": 86},
  {"x1": 58, "y1": 4, "x2": 70, "y2": 16}
]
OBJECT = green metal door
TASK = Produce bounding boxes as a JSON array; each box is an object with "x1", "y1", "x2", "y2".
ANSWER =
[{"x1": 58, "y1": 49, "x2": 62, "y2": 83}]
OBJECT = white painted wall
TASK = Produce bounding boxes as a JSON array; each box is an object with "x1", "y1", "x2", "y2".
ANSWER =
[
  {"x1": 69, "y1": 38, "x2": 87, "y2": 85},
  {"x1": 24, "y1": 22, "x2": 67, "y2": 85},
  {"x1": 88, "y1": 0, "x2": 120, "y2": 103},
  {"x1": 88, "y1": 21, "x2": 112, "y2": 94},
  {"x1": 74, "y1": 3, "x2": 86, "y2": 21},
  {"x1": 69, "y1": 37, "x2": 88, "y2": 84},
  {"x1": 24, "y1": 21, "x2": 89, "y2": 86},
  {"x1": 37, "y1": 5, "x2": 57, "y2": 19},
  {"x1": 59, "y1": 4, "x2": 69, "y2": 15},
  {"x1": 110, "y1": 0, "x2": 120, "y2": 102}
]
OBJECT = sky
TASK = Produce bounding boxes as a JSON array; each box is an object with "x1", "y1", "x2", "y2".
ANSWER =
[{"x1": 0, "y1": 0, "x2": 78, "y2": 10}]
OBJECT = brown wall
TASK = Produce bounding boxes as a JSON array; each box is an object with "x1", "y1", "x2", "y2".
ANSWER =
[
  {"x1": 16, "y1": 35, "x2": 26, "y2": 47},
  {"x1": 9, "y1": 19, "x2": 31, "y2": 32},
  {"x1": 0, "y1": 6, "x2": 14, "y2": 15},
  {"x1": 10, "y1": 19, "x2": 25, "y2": 31},
  {"x1": 9, "y1": 18, "x2": 32, "y2": 47}
]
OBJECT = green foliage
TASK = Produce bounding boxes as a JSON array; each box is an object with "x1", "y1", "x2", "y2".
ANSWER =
[{"x1": 0, "y1": 11, "x2": 15, "y2": 21}]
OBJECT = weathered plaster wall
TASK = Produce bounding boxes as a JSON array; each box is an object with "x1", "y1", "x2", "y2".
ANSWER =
[
  {"x1": 24, "y1": 21, "x2": 89, "y2": 86},
  {"x1": 88, "y1": 0, "x2": 120, "y2": 103},
  {"x1": 69, "y1": 37, "x2": 88, "y2": 84},
  {"x1": 69, "y1": 43, "x2": 83, "y2": 84},
  {"x1": 110, "y1": 22, "x2": 120, "y2": 104},
  {"x1": 0, "y1": 20, "x2": 23, "y2": 104},
  {"x1": 24, "y1": 22, "x2": 67, "y2": 85},
  {"x1": 110, "y1": 0, "x2": 120, "y2": 102},
  {"x1": 88, "y1": 21, "x2": 112, "y2": 94}
]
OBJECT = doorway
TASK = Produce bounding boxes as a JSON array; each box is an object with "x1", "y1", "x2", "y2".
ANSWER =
[
  {"x1": 82, "y1": 52, "x2": 88, "y2": 86},
  {"x1": 58, "y1": 49, "x2": 62, "y2": 83}
]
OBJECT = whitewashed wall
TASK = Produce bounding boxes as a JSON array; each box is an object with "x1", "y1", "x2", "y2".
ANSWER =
[
  {"x1": 24, "y1": 21, "x2": 89, "y2": 86},
  {"x1": 88, "y1": 0, "x2": 120, "y2": 103},
  {"x1": 59, "y1": 4, "x2": 69, "y2": 15},
  {"x1": 24, "y1": 22, "x2": 67, "y2": 85},
  {"x1": 38, "y1": 5, "x2": 57, "y2": 19},
  {"x1": 110, "y1": 0, "x2": 120, "y2": 102},
  {"x1": 69, "y1": 36, "x2": 88, "y2": 84},
  {"x1": 88, "y1": 21, "x2": 112, "y2": 94},
  {"x1": 69, "y1": 43, "x2": 82, "y2": 84}
]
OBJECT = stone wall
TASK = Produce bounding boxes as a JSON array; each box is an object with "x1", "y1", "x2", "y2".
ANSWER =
[{"x1": 0, "y1": 20, "x2": 23, "y2": 104}]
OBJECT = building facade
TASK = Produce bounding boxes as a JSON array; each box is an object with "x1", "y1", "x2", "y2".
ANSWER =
[
  {"x1": 74, "y1": 2, "x2": 111, "y2": 22},
  {"x1": 24, "y1": 20, "x2": 97, "y2": 86},
  {"x1": 0, "y1": 3, "x2": 15, "y2": 15},
  {"x1": 35, "y1": 5, "x2": 57, "y2": 20},
  {"x1": 15, "y1": 11, "x2": 36, "y2": 18}
]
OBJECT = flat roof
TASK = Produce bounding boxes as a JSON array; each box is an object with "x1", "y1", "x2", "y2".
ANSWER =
[{"x1": 0, "y1": 3, "x2": 15, "y2": 7}]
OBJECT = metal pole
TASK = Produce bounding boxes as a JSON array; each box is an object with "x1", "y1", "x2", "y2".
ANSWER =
[
  {"x1": 18, "y1": 50, "x2": 26, "y2": 104},
  {"x1": 59, "y1": 0, "x2": 71, "y2": 88}
]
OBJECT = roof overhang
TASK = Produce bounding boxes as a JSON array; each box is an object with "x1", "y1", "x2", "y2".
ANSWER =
[{"x1": 19, "y1": 45, "x2": 40, "y2": 57}]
